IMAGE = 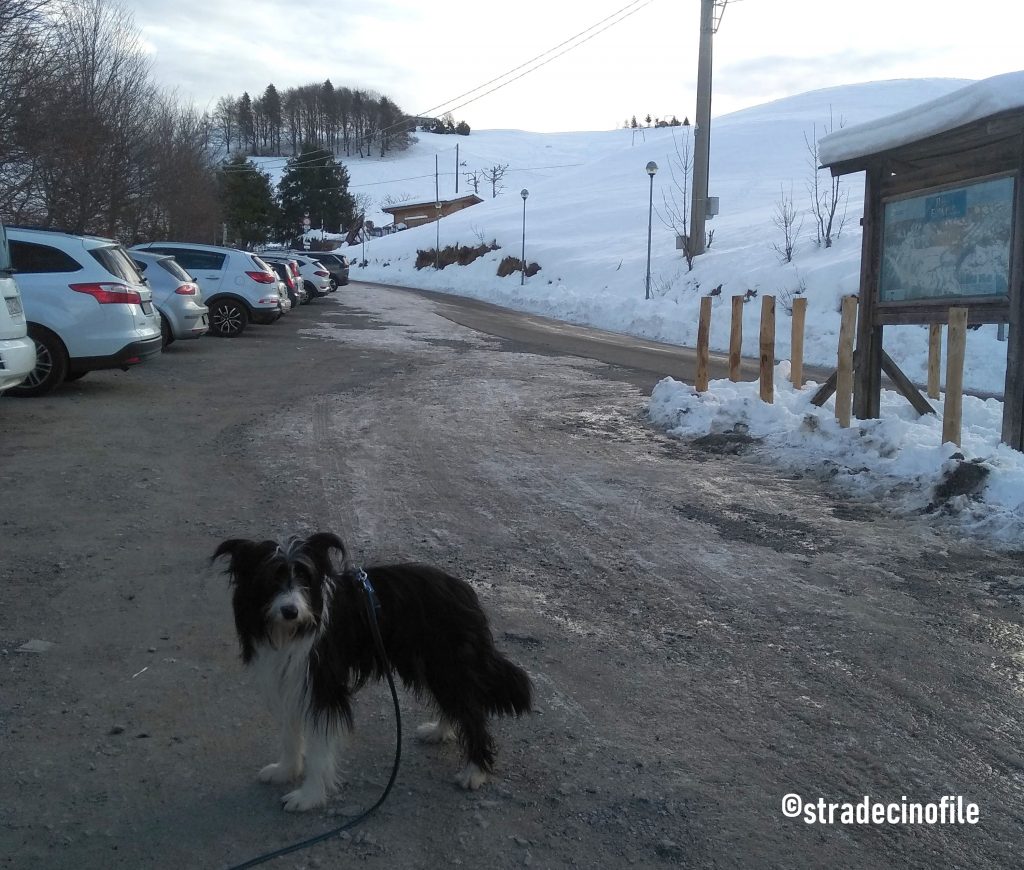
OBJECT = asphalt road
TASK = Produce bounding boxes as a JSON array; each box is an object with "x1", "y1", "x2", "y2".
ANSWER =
[{"x1": 2, "y1": 281, "x2": 1023, "y2": 869}]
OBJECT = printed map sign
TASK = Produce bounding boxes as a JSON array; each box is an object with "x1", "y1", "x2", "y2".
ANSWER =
[{"x1": 880, "y1": 175, "x2": 1016, "y2": 303}]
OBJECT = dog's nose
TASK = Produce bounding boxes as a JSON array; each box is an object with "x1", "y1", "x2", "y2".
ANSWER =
[{"x1": 280, "y1": 604, "x2": 299, "y2": 621}]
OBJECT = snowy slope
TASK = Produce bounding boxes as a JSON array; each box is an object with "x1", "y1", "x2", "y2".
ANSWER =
[{"x1": 292, "y1": 77, "x2": 1015, "y2": 396}]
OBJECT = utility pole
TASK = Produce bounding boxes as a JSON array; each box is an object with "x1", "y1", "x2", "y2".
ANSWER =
[
  {"x1": 689, "y1": 0, "x2": 728, "y2": 259},
  {"x1": 455, "y1": 143, "x2": 459, "y2": 195}
]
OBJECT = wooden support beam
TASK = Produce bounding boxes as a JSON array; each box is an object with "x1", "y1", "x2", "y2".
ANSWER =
[
  {"x1": 836, "y1": 296, "x2": 857, "y2": 427},
  {"x1": 760, "y1": 295, "x2": 775, "y2": 403},
  {"x1": 729, "y1": 295, "x2": 743, "y2": 382},
  {"x1": 927, "y1": 323, "x2": 942, "y2": 400},
  {"x1": 942, "y1": 307, "x2": 968, "y2": 446},
  {"x1": 880, "y1": 351, "x2": 935, "y2": 416},
  {"x1": 790, "y1": 297, "x2": 807, "y2": 389},
  {"x1": 696, "y1": 296, "x2": 712, "y2": 392}
]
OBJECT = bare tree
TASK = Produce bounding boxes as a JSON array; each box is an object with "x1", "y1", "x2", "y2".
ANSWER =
[
  {"x1": 771, "y1": 183, "x2": 802, "y2": 263},
  {"x1": 0, "y1": 0, "x2": 52, "y2": 219},
  {"x1": 805, "y1": 111, "x2": 849, "y2": 248},
  {"x1": 482, "y1": 163, "x2": 509, "y2": 198},
  {"x1": 657, "y1": 125, "x2": 695, "y2": 270},
  {"x1": 463, "y1": 168, "x2": 483, "y2": 195}
]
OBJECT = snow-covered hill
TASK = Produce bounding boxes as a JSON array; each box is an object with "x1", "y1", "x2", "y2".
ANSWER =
[{"x1": 279, "y1": 77, "x2": 1016, "y2": 396}]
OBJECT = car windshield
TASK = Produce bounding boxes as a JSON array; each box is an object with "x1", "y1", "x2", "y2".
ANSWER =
[
  {"x1": 91, "y1": 245, "x2": 144, "y2": 283},
  {"x1": 158, "y1": 257, "x2": 193, "y2": 282}
]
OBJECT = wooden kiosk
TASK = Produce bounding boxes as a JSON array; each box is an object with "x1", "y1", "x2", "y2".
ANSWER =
[{"x1": 818, "y1": 73, "x2": 1024, "y2": 450}]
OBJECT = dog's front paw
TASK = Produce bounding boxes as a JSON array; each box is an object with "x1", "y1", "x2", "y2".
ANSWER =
[
  {"x1": 416, "y1": 720, "x2": 456, "y2": 744},
  {"x1": 455, "y1": 762, "x2": 488, "y2": 791},
  {"x1": 281, "y1": 786, "x2": 328, "y2": 812},
  {"x1": 258, "y1": 762, "x2": 300, "y2": 785}
]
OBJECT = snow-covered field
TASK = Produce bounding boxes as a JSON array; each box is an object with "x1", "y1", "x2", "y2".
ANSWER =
[{"x1": 265, "y1": 75, "x2": 1024, "y2": 542}]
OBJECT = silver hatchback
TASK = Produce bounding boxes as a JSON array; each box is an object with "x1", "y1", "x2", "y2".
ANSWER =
[{"x1": 130, "y1": 250, "x2": 209, "y2": 346}]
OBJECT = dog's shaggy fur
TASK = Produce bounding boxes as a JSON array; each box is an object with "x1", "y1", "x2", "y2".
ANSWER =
[{"x1": 213, "y1": 532, "x2": 532, "y2": 811}]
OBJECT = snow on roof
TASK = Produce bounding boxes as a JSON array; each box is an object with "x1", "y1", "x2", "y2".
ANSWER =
[{"x1": 819, "y1": 70, "x2": 1024, "y2": 168}]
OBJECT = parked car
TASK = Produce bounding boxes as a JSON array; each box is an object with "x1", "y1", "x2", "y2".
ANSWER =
[
  {"x1": 0, "y1": 222, "x2": 36, "y2": 393},
  {"x1": 6, "y1": 226, "x2": 162, "y2": 397},
  {"x1": 261, "y1": 256, "x2": 306, "y2": 309},
  {"x1": 304, "y1": 251, "x2": 349, "y2": 288},
  {"x1": 286, "y1": 253, "x2": 332, "y2": 299},
  {"x1": 129, "y1": 250, "x2": 209, "y2": 347},
  {"x1": 131, "y1": 242, "x2": 281, "y2": 337}
]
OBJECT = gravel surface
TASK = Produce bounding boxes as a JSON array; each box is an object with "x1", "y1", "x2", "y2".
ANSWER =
[{"x1": 2, "y1": 282, "x2": 1023, "y2": 869}]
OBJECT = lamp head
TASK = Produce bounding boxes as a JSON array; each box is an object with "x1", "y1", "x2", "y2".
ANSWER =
[{"x1": 646, "y1": 161, "x2": 658, "y2": 176}]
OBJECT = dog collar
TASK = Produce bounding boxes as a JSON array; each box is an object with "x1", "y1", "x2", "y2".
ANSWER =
[{"x1": 356, "y1": 568, "x2": 382, "y2": 618}]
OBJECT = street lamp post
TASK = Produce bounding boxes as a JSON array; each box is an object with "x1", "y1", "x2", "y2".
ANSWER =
[
  {"x1": 645, "y1": 161, "x2": 658, "y2": 300},
  {"x1": 520, "y1": 188, "x2": 529, "y2": 286},
  {"x1": 434, "y1": 201, "x2": 441, "y2": 268}
]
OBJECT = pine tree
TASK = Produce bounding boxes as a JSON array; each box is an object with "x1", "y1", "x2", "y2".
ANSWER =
[
  {"x1": 218, "y1": 154, "x2": 276, "y2": 245},
  {"x1": 630, "y1": 115, "x2": 638, "y2": 129},
  {"x1": 262, "y1": 84, "x2": 282, "y2": 154},
  {"x1": 276, "y1": 144, "x2": 355, "y2": 241},
  {"x1": 237, "y1": 92, "x2": 255, "y2": 153}
]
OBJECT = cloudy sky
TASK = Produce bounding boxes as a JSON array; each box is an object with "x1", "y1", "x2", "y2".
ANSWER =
[{"x1": 131, "y1": 0, "x2": 1022, "y2": 132}]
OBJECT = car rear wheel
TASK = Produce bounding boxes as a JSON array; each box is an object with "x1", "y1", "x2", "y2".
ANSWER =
[
  {"x1": 160, "y1": 314, "x2": 174, "y2": 347},
  {"x1": 209, "y1": 299, "x2": 248, "y2": 337},
  {"x1": 8, "y1": 326, "x2": 68, "y2": 397}
]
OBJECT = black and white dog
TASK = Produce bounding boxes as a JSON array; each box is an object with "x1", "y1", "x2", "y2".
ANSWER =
[{"x1": 214, "y1": 532, "x2": 532, "y2": 811}]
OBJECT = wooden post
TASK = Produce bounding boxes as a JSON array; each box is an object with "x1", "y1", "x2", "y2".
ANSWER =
[
  {"x1": 853, "y1": 166, "x2": 884, "y2": 420},
  {"x1": 790, "y1": 296, "x2": 807, "y2": 389},
  {"x1": 942, "y1": 307, "x2": 968, "y2": 447},
  {"x1": 927, "y1": 323, "x2": 942, "y2": 400},
  {"x1": 759, "y1": 295, "x2": 775, "y2": 404},
  {"x1": 696, "y1": 296, "x2": 712, "y2": 392},
  {"x1": 836, "y1": 296, "x2": 858, "y2": 427},
  {"x1": 729, "y1": 295, "x2": 743, "y2": 382}
]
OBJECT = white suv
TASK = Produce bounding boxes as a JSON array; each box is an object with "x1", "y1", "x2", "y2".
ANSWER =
[
  {"x1": 7, "y1": 227, "x2": 162, "y2": 397},
  {"x1": 0, "y1": 223, "x2": 36, "y2": 393},
  {"x1": 131, "y1": 242, "x2": 282, "y2": 337}
]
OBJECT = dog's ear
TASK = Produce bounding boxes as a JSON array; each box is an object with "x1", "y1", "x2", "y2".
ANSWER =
[
  {"x1": 212, "y1": 538, "x2": 276, "y2": 584},
  {"x1": 304, "y1": 532, "x2": 348, "y2": 576}
]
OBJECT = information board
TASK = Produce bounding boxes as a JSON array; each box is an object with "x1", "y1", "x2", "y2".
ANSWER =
[{"x1": 880, "y1": 175, "x2": 1016, "y2": 303}]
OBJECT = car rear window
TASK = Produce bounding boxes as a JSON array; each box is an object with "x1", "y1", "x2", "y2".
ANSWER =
[
  {"x1": 90, "y1": 246, "x2": 143, "y2": 282},
  {"x1": 157, "y1": 258, "x2": 193, "y2": 282},
  {"x1": 10, "y1": 240, "x2": 82, "y2": 273},
  {"x1": 151, "y1": 248, "x2": 225, "y2": 271},
  {"x1": 250, "y1": 255, "x2": 272, "y2": 271}
]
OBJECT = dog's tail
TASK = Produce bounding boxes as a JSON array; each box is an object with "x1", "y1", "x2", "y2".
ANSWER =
[{"x1": 485, "y1": 653, "x2": 533, "y2": 717}]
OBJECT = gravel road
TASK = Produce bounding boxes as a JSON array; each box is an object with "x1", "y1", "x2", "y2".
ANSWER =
[{"x1": 2, "y1": 282, "x2": 1023, "y2": 870}]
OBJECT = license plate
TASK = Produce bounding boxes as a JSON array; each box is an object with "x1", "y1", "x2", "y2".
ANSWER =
[
  {"x1": 5, "y1": 296, "x2": 22, "y2": 316},
  {"x1": 141, "y1": 301, "x2": 153, "y2": 315}
]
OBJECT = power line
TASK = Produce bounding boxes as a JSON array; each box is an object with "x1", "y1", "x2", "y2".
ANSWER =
[{"x1": 411, "y1": 0, "x2": 654, "y2": 121}]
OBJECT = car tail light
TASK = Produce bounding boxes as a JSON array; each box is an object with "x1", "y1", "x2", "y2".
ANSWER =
[
  {"x1": 314, "y1": 269, "x2": 330, "y2": 278},
  {"x1": 257, "y1": 295, "x2": 280, "y2": 305},
  {"x1": 289, "y1": 263, "x2": 300, "y2": 278},
  {"x1": 246, "y1": 270, "x2": 276, "y2": 284},
  {"x1": 283, "y1": 274, "x2": 295, "y2": 289},
  {"x1": 69, "y1": 282, "x2": 142, "y2": 304},
  {"x1": 173, "y1": 283, "x2": 197, "y2": 295}
]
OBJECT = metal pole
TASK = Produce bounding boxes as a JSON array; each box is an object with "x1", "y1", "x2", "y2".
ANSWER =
[
  {"x1": 521, "y1": 199, "x2": 527, "y2": 285},
  {"x1": 520, "y1": 189, "x2": 529, "y2": 285},
  {"x1": 455, "y1": 143, "x2": 459, "y2": 195},
  {"x1": 690, "y1": 0, "x2": 715, "y2": 258},
  {"x1": 646, "y1": 172, "x2": 655, "y2": 299}
]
